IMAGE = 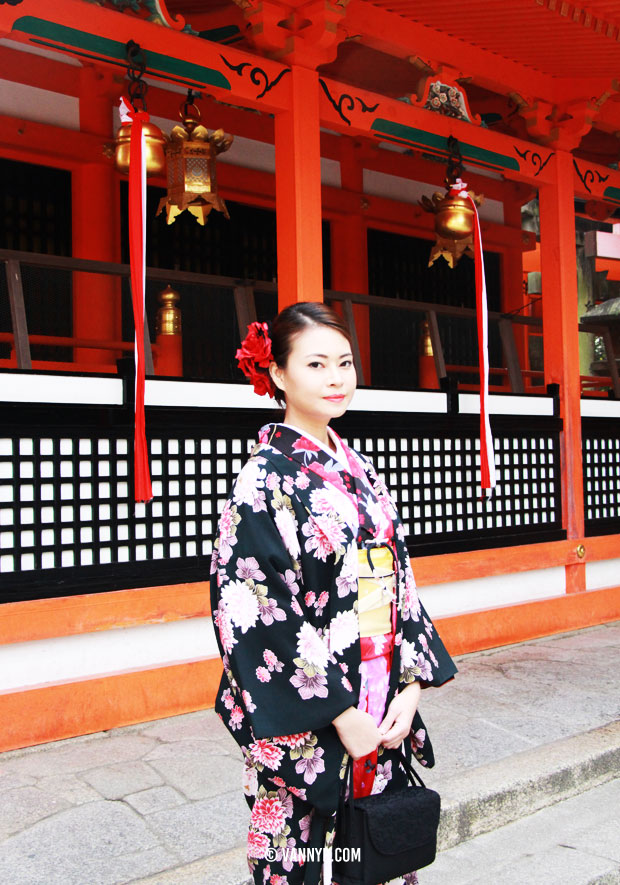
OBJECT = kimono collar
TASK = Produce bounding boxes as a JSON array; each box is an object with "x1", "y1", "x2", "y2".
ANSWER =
[{"x1": 259, "y1": 423, "x2": 361, "y2": 500}]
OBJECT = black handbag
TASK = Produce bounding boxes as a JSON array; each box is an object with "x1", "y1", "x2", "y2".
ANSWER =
[{"x1": 332, "y1": 750, "x2": 441, "y2": 885}]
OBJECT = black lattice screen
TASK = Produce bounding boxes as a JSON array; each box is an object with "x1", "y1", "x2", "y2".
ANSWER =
[
  {"x1": 337, "y1": 413, "x2": 563, "y2": 556},
  {"x1": 0, "y1": 402, "x2": 566, "y2": 603},
  {"x1": 583, "y1": 418, "x2": 620, "y2": 536}
]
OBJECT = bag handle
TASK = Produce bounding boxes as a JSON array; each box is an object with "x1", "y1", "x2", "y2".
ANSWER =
[{"x1": 340, "y1": 745, "x2": 427, "y2": 810}]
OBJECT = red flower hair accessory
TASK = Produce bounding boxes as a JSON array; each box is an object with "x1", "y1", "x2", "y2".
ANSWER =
[{"x1": 236, "y1": 321, "x2": 276, "y2": 397}]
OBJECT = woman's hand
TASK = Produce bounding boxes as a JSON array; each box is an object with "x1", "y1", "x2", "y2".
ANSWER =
[
  {"x1": 378, "y1": 682, "x2": 421, "y2": 749},
  {"x1": 332, "y1": 707, "x2": 381, "y2": 760}
]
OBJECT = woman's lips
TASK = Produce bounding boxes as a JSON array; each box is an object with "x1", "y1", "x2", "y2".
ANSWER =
[{"x1": 324, "y1": 395, "x2": 345, "y2": 402}]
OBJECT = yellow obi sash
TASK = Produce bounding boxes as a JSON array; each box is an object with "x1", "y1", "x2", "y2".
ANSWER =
[{"x1": 357, "y1": 545, "x2": 396, "y2": 638}]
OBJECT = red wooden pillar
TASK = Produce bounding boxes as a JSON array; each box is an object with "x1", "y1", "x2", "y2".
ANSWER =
[
  {"x1": 331, "y1": 139, "x2": 371, "y2": 382},
  {"x1": 274, "y1": 65, "x2": 324, "y2": 309},
  {"x1": 72, "y1": 65, "x2": 121, "y2": 366},
  {"x1": 539, "y1": 150, "x2": 585, "y2": 593}
]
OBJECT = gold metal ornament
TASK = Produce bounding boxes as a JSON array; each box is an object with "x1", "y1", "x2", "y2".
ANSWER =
[
  {"x1": 155, "y1": 285, "x2": 181, "y2": 336},
  {"x1": 420, "y1": 187, "x2": 484, "y2": 268},
  {"x1": 419, "y1": 135, "x2": 484, "y2": 268},
  {"x1": 113, "y1": 40, "x2": 167, "y2": 178},
  {"x1": 114, "y1": 120, "x2": 167, "y2": 178},
  {"x1": 157, "y1": 95, "x2": 233, "y2": 225}
]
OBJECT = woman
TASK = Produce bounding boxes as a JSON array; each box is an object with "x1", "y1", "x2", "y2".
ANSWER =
[{"x1": 210, "y1": 303, "x2": 456, "y2": 885}]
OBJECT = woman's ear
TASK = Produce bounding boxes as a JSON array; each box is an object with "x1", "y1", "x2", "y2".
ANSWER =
[{"x1": 269, "y1": 361, "x2": 285, "y2": 394}]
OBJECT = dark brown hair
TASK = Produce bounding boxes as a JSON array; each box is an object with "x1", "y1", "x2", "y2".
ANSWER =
[{"x1": 270, "y1": 302, "x2": 353, "y2": 406}]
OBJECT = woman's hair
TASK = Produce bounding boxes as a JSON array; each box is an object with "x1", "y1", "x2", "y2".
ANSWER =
[{"x1": 270, "y1": 302, "x2": 353, "y2": 405}]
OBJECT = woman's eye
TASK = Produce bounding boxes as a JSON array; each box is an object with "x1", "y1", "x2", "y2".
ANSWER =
[
  {"x1": 340, "y1": 360, "x2": 353, "y2": 368},
  {"x1": 308, "y1": 361, "x2": 323, "y2": 369}
]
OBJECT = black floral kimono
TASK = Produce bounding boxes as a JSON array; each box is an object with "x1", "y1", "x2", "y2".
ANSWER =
[{"x1": 210, "y1": 423, "x2": 457, "y2": 885}]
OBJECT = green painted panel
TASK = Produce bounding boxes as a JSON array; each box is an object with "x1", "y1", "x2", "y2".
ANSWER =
[
  {"x1": 603, "y1": 186, "x2": 620, "y2": 205},
  {"x1": 371, "y1": 119, "x2": 520, "y2": 172},
  {"x1": 13, "y1": 17, "x2": 231, "y2": 90},
  {"x1": 199, "y1": 25, "x2": 242, "y2": 44}
]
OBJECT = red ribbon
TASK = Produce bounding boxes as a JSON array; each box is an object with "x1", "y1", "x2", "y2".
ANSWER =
[
  {"x1": 121, "y1": 98, "x2": 153, "y2": 503},
  {"x1": 451, "y1": 181, "x2": 497, "y2": 492}
]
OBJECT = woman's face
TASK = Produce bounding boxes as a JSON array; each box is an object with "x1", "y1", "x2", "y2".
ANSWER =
[{"x1": 270, "y1": 324, "x2": 356, "y2": 432}]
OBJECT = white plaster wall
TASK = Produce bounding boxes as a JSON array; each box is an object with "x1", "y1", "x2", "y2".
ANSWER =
[
  {"x1": 0, "y1": 616, "x2": 218, "y2": 693},
  {"x1": 362, "y1": 169, "x2": 505, "y2": 224},
  {"x1": 585, "y1": 557, "x2": 620, "y2": 591},
  {"x1": 0, "y1": 78, "x2": 79, "y2": 129},
  {"x1": 417, "y1": 565, "x2": 566, "y2": 619}
]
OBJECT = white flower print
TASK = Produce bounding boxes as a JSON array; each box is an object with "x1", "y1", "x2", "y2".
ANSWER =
[
  {"x1": 310, "y1": 486, "x2": 358, "y2": 531},
  {"x1": 220, "y1": 580, "x2": 260, "y2": 633},
  {"x1": 327, "y1": 609, "x2": 359, "y2": 656},
  {"x1": 400, "y1": 640, "x2": 433, "y2": 681},
  {"x1": 400, "y1": 638, "x2": 418, "y2": 670},
  {"x1": 274, "y1": 508, "x2": 300, "y2": 561},
  {"x1": 295, "y1": 622, "x2": 329, "y2": 670},
  {"x1": 302, "y1": 513, "x2": 346, "y2": 562},
  {"x1": 336, "y1": 543, "x2": 358, "y2": 597},
  {"x1": 233, "y1": 460, "x2": 267, "y2": 513}
]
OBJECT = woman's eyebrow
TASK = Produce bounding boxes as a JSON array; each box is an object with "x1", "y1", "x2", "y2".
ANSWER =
[{"x1": 305, "y1": 352, "x2": 353, "y2": 358}]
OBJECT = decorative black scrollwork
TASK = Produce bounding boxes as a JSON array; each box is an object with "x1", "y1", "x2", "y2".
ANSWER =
[
  {"x1": 514, "y1": 146, "x2": 554, "y2": 178},
  {"x1": 220, "y1": 55, "x2": 290, "y2": 100},
  {"x1": 319, "y1": 79, "x2": 379, "y2": 126},
  {"x1": 573, "y1": 159, "x2": 609, "y2": 193},
  {"x1": 0, "y1": 0, "x2": 25, "y2": 5}
]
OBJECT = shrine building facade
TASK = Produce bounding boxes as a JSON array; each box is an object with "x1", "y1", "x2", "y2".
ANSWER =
[{"x1": 1, "y1": 0, "x2": 620, "y2": 751}]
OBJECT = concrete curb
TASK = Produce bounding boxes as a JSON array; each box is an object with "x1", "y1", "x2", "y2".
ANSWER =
[{"x1": 438, "y1": 720, "x2": 620, "y2": 850}]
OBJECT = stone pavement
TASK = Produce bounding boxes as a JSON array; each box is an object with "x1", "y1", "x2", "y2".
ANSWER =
[{"x1": 0, "y1": 621, "x2": 618, "y2": 885}]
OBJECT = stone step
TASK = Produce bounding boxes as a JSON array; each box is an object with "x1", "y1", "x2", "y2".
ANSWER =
[
  {"x1": 131, "y1": 720, "x2": 620, "y2": 885},
  {"x1": 422, "y1": 777, "x2": 620, "y2": 885},
  {"x1": 436, "y1": 719, "x2": 620, "y2": 850}
]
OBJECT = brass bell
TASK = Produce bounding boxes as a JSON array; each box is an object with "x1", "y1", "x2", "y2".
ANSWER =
[
  {"x1": 434, "y1": 193, "x2": 475, "y2": 240},
  {"x1": 114, "y1": 120, "x2": 167, "y2": 178}
]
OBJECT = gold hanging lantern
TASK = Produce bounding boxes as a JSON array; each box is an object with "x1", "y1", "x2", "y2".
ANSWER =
[
  {"x1": 113, "y1": 40, "x2": 166, "y2": 178},
  {"x1": 419, "y1": 136, "x2": 483, "y2": 268},
  {"x1": 157, "y1": 93, "x2": 233, "y2": 225}
]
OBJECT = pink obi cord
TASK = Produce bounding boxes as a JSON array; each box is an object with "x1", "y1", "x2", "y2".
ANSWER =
[{"x1": 353, "y1": 632, "x2": 394, "y2": 798}]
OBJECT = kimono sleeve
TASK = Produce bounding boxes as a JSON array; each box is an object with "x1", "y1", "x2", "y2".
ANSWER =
[{"x1": 210, "y1": 456, "x2": 357, "y2": 739}]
